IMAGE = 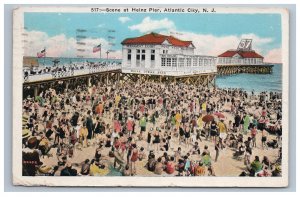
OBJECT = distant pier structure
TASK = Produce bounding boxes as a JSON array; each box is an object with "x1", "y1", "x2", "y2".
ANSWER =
[
  {"x1": 121, "y1": 32, "x2": 217, "y2": 87},
  {"x1": 217, "y1": 39, "x2": 273, "y2": 75}
]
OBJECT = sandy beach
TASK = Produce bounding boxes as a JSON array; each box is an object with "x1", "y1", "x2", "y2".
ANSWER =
[{"x1": 20, "y1": 82, "x2": 282, "y2": 177}]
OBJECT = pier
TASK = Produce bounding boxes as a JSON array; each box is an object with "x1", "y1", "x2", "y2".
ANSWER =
[
  {"x1": 22, "y1": 37, "x2": 275, "y2": 98},
  {"x1": 23, "y1": 65, "x2": 217, "y2": 99},
  {"x1": 23, "y1": 64, "x2": 122, "y2": 99},
  {"x1": 217, "y1": 64, "x2": 273, "y2": 75}
]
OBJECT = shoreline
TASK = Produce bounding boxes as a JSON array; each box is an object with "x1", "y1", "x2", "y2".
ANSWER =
[{"x1": 214, "y1": 86, "x2": 282, "y2": 95}]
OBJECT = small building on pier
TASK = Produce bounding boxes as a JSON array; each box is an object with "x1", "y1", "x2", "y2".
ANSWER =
[
  {"x1": 217, "y1": 39, "x2": 273, "y2": 75},
  {"x1": 217, "y1": 50, "x2": 264, "y2": 65}
]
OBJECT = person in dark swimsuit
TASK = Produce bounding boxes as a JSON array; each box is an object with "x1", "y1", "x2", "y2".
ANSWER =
[
  {"x1": 210, "y1": 120, "x2": 217, "y2": 144},
  {"x1": 104, "y1": 104, "x2": 110, "y2": 116},
  {"x1": 184, "y1": 127, "x2": 191, "y2": 148},
  {"x1": 105, "y1": 135, "x2": 112, "y2": 148},
  {"x1": 94, "y1": 117, "x2": 102, "y2": 138},
  {"x1": 147, "y1": 129, "x2": 152, "y2": 150},
  {"x1": 153, "y1": 131, "x2": 160, "y2": 152}
]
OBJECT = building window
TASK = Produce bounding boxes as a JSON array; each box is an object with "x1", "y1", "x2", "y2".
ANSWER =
[
  {"x1": 257, "y1": 58, "x2": 262, "y2": 64},
  {"x1": 136, "y1": 49, "x2": 140, "y2": 60},
  {"x1": 166, "y1": 58, "x2": 171, "y2": 67},
  {"x1": 141, "y1": 49, "x2": 145, "y2": 61},
  {"x1": 204, "y1": 59, "x2": 208, "y2": 66},
  {"x1": 163, "y1": 50, "x2": 168, "y2": 54},
  {"x1": 186, "y1": 58, "x2": 191, "y2": 67},
  {"x1": 151, "y1": 50, "x2": 155, "y2": 61},
  {"x1": 161, "y1": 57, "x2": 166, "y2": 67},
  {"x1": 193, "y1": 58, "x2": 198, "y2": 67},
  {"x1": 127, "y1": 49, "x2": 131, "y2": 60},
  {"x1": 172, "y1": 58, "x2": 177, "y2": 67},
  {"x1": 179, "y1": 58, "x2": 184, "y2": 67},
  {"x1": 199, "y1": 58, "x2": 203, "y2": 66}
]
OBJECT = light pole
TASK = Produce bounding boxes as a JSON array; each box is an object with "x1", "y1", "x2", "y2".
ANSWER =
[{"x1": 106, "y1": 50, "x2": 110, "y2": 59}]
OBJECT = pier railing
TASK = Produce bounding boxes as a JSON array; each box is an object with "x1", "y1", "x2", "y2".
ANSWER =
[
  {"x1": 122, "y1": 66, "x2": 217, "y2": 76},
  {"x1": 23, "y1": 64, "x2": 121, "y2": 83}
]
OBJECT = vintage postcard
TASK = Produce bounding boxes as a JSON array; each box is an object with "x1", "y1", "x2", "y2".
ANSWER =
[{"x1": 12, "y1": 6, "x2": 289, "y2": 187}]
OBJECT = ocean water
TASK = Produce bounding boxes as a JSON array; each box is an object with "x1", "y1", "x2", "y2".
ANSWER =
[{"x1": 216, "y1": 64, "x2": 282, "y2": 93}]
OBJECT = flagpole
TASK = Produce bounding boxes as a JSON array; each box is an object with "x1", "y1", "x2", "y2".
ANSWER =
[
  {"x1": 43, "y1": 47, "x2": 46, "y2": 65},
  {"x1": 99, "y1": 44, "x2": 101, "y2": 60}
]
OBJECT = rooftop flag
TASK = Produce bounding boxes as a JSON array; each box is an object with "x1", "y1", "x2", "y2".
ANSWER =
[
  {"x1": 93, "y1": 44, "x2": 101, "y2": 53},
  {"x1": 37, "y1": 48, "x2": 46, "y2": 58}
]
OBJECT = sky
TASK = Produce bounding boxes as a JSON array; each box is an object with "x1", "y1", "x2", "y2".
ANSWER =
[{"x1": 23, "y1": 12, "x2": 282, "y2": 62}]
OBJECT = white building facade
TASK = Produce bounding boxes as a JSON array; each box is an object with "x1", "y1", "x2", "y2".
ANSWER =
[
  {"x1": 217, "y1": 51, "x2": 264, "y2": 66},
  {"x1": 217, "y1": 40, "x2": 264, "y2": 66},
  {"x1": 121, "y1": 33, "x2": 216, "y2": 76}
]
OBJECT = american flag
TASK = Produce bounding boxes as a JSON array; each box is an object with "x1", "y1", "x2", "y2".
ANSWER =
[
  {"x1": 93, "y1": 44, "x2": 101, "y2": 53},
  {"x1": 37, "y1": 49, "x2": 46, "y2": 58}
]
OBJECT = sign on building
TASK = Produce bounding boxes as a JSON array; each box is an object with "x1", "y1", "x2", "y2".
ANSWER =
[{"x1": 237, "y1": 39, "x2": 252, "y2": 51}]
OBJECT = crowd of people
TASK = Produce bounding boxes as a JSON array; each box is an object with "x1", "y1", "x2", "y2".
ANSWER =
[{"x1": 22, "y1": 80, "x2": 282, "y2": 177}]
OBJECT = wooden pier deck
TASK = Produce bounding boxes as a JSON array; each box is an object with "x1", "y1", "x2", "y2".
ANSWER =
[{"x1": 217, "y1": 64, "x2": 273, "y2": 75}]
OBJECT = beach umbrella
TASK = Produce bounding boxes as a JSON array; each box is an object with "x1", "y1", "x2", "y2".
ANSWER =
[
  {"x1": 259, "y1": 119, "x2": 266, "y2": 124},
  {"x1": 202, "y1": 114, "x2": 214, "y2": 123},
  {"x1": 22, "y1": 115, "x2": 29, "y2": 124},
  {"x1": 22, "y1": 128, "x2": 32, "y2": 139},
  {"x1": 214, "y1": 112, "x2": 225, "y2": 119}
]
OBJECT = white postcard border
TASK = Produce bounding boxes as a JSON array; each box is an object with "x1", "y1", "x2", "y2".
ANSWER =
[{"x1": 12, "y1": 6, "x2": 289, "y2": 187}]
